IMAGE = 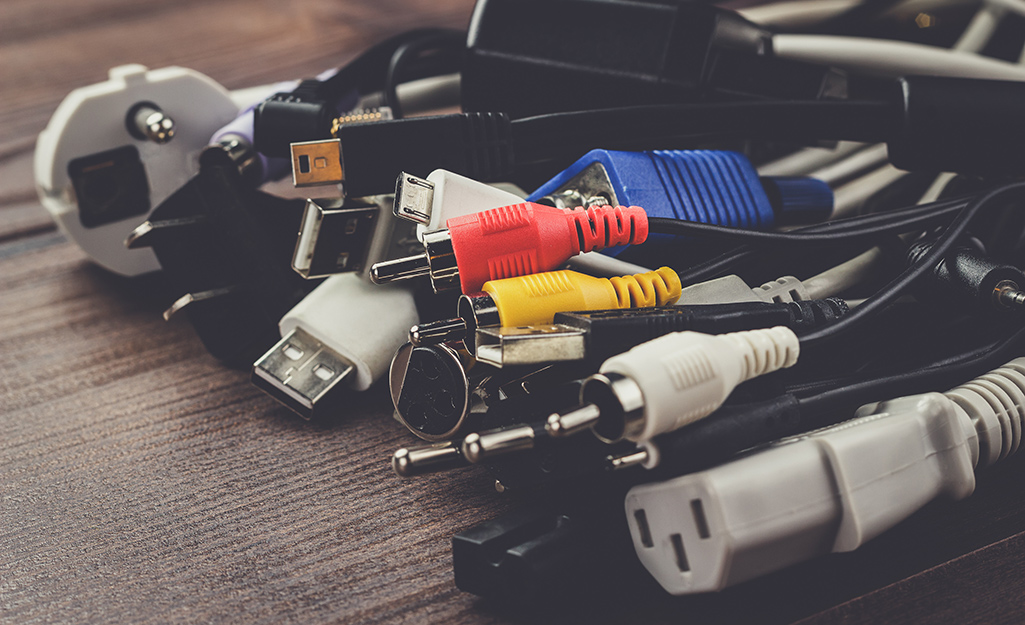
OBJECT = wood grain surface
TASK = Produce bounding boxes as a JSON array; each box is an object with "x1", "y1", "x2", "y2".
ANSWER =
[{"x1": 4, "y1": 2, "x2": 1025, "y2": 624}]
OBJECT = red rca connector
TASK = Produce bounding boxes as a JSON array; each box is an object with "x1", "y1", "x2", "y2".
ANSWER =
[{"x1": 369, "y1": 202, "x2": 649, "y2": 293}]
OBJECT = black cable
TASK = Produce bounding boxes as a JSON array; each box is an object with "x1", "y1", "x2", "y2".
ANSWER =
[
  {"x1": 676, "y1": 197, "x2": 971, "y2": 285},
  {"x1": 383, "y1": 30, "x2": 465, "y2": 118},
  {"x1": 321, "y1": 27, "x2": 463, "y2": 100},
  {"x1": 511, "y1": 100, "x2": 899, "y2": 164},
  {"x1": 797, "y1": 182, "x2": 1025, "y2": 348}
]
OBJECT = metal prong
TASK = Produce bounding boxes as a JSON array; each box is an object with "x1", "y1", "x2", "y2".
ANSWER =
[
  {"x1": 131, "y1": 104, "x2": 175, "y2": 144},
  {"x1": 409, "y1": 317, "x2": 467, "y2": 346},
  {"x1": 607, "y1": 449, "x2": 649, "y2": 471},
  {"x1": 162, "y1": 287, "x2": 238, "y2": 320},
  {"x1": 330, "y1": 107, "x2": 393, "y2": 137},
  {"x1": 392, "y1": 443, "x2": 469, "y2": 477},
  {"x1": 394, "y1": 172, "x2": 435, "y2": 224},
  {"x1": 462, "y1": 426, "x2": 536, "y2": 463},
  {"x1": 995, "y1": 280, "x2": 1025, "y2": 310},
  {"x1": 370, "y1": 253, "x2": 431, "y2": 284},
  {"x1": 125, "y1": 216, "x2": 208, "y2": 249},
  {"x1": 475, "y1": 324, "x2": 586, "y2": 367},
  {"x1": 545, "y1": 403, "x2": 601, "y2": 438}
]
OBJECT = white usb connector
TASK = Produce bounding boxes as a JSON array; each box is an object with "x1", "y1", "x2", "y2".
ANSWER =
[
  {"x1": 625, "y1": 358, "x2": 1025, "y2": 595},
  {"x1": 251, "y1": 273, "x2": 418, "y2": 419}
]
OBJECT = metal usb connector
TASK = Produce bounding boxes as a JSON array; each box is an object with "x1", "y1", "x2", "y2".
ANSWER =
[
  {"x1": 291, "y1": 198, "x2": 379, "y2": 279},
  {"x1": 393, "y1": 172, "x2": 435, "y2": 224},
  {"x1": 291, "y1": 139, "x2": 344, "y2": 187},
  {"x1": 252, "y1": 327, "x2": 356, "y2": 420},
  {"x1": 475, "y1": 325, "x2": 586, "y2": 367}
]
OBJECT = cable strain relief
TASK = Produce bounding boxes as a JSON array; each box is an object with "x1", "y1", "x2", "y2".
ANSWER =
[
  {"x1": 608, "y1": 267, "x2": 683, "y2": 309},
  {"x1": 785, "y1": 297, "x2": 849, "y2": 330},
  {"x1": 460, "y1": 111, "x2": 515, "y2": 182},
  {"x1": 721, "y1": 326, "x2": 800, "y2": 383},
  {"x1": 945, "y1": 359, "x2": 1025, "y2": 467},
  {"x1": 568, "y1": 205, "x2": 649, "y2": 253},
  {"x1": 760, "y1": 176, "x2": 834, "y2": 225}
]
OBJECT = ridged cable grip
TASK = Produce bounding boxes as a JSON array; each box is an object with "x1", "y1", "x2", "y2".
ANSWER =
[
  {"x1": 482, "y1": 267, "x2": 682, "y2": 328},
  {"x1": 946, "y1": 359, "x2": 1025, "y2": 468},
  {"x1": 601, "y1": 326, "x2": 801, "y2": 441},
  {"x1": 448, "y1": 202, "x2": 648, "y2": 293}
]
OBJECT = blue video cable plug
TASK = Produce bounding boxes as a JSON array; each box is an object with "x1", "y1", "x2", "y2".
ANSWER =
[{"x1": 527, "y1": 149, "x2": 832, "y2": 255}]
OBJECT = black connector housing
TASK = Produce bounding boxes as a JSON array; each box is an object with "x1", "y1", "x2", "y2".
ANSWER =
[
  {"x1": 463, "y1": 0, "x2": 847, "y2": 119},
  {"x1": 908, "y1": 240, "x2": 1025, "y2": 312},
  {"x1": 130, "y1": 145, "x2": 319, "y2": 365},
  {"x1": 253, "y1": 80, "x2": 334, "y2": 158},
  {"x1": 889, "y1": 76, "x2": 1025, "y2": 175},
  {"x1": 336, "y1": 112, "x2": 515, "y2": 196},
  {"x1": 555, "y1": 299, "x2": 849, "y2": 364}
]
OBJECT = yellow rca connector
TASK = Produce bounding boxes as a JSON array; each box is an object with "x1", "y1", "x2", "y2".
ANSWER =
[
  {"x1": 408, "y1": 267, "x2": 682, "y2": 352},
  {"x1": 482, "y1": 267, "x2": 682, "y2": 327}
]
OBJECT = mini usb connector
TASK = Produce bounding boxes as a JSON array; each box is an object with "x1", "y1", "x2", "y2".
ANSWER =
[
  {"x1": 291, "y1": 139, "x2": 344, "y2": 187},
  {"x1": 252, "y1": 327, "x2": 356, "y2": 420}
]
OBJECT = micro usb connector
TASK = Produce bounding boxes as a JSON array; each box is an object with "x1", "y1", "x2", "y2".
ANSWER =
[
  {"x1": 394, "y1": 172, "x2": 436, "y2": 225},
  {"x1": 253, "y1": 327, "x2": 356, "y2": 419}
]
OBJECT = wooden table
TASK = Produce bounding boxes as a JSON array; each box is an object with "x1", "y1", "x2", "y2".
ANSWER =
[{"x1": 4, "y1": 1, "x2": 1025, "y2": 623}]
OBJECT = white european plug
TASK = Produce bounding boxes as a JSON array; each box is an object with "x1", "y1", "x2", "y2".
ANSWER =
[{"x1": 35, "y1": 64, "x2": 241, "y2": 276}]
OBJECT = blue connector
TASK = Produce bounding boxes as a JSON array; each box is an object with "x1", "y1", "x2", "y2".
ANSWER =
[{"x1": 527, "y1": 149, "x2": 832, "y2": 255}]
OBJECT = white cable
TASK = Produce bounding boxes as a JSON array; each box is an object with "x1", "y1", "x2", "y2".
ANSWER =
[
  {"x1": 918, "y1": 171, "x2": 959, "y2": 203},
  {"x1": 802, "y1": 247, "x2": 885, "y2": 299},
  {"x1": 807, "y1": 143, "x2": 889, "y2": 187},
  {"x1": 738, "y1": 0, "x2": 860, "y2": 28},
  {"x1": 830, "y1": 164, "x2": 909, "y2": 218},
  {"x1": 625, "y1": 358, "x2": 1025, "y2": 595},
  {"x1": 772, "y1": 34, "x2": 1025, "y2": 80},
  {"x1": 954, "y1": 4, "x2": 1006, "y2": 52},
  {"x1": 677, "y1": 274, "x2": 809, "y2": 305},
  {"x1": 756, "y1": 141, "x2": 866, "y2": 177}
]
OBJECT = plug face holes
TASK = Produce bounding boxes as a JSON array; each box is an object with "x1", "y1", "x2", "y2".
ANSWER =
[
  {"x1": 298, "y1": 154, "x2": 311, "y2": 174},
  {"x1": 691, "y1": 499, "x2": 711, "y2": 539},
  {"x1": 312, "y1": 364, "x2": 335, "y2": 381},
  {"x1": 670, "y1": 534, "x2": 690, "y2": 572},
  {"x1": 634, "y1": 509, "x2": 653, "y2": 548},
  {"x1": 282, "y1": 344, "x2": 304, "y2": 360}
]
